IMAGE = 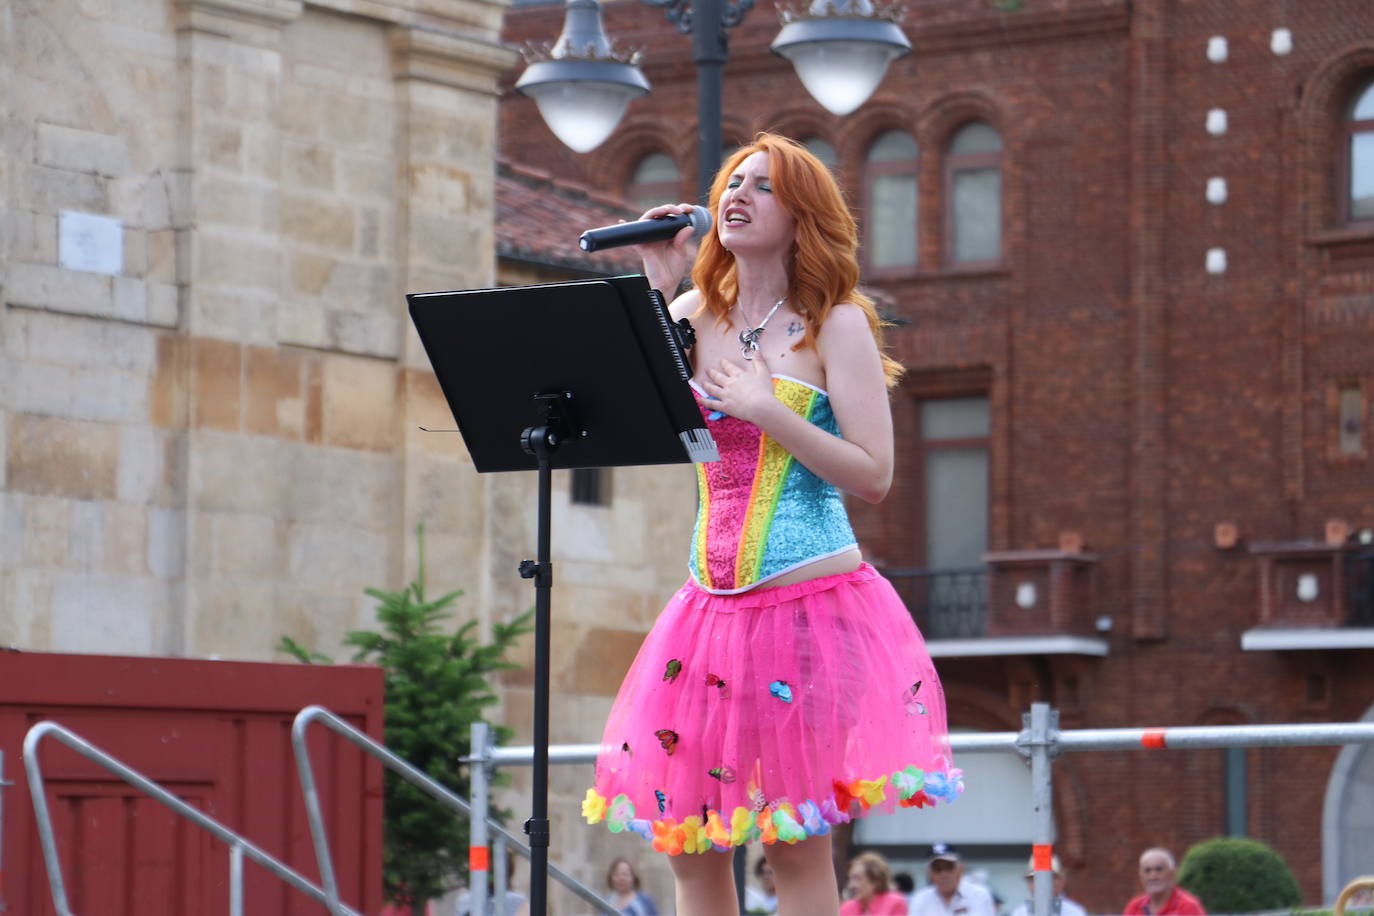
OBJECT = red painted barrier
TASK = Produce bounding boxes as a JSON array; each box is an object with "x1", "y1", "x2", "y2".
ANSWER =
[{"x1": 0, "y1": 651, "x2": 384, "y2": 916}]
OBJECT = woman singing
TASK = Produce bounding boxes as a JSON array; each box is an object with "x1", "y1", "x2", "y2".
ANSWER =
[{"x1": 582, "y1": 133, "x2": 962, "y2": 916}]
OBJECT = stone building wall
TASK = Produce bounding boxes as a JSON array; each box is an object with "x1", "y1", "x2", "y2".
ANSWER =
[
  {"x1": 2, "y1": 1, "x2": 697, "y2": 904},
  {"x1": 2, "y1": 0, "x2": 511, "y2": 656}
]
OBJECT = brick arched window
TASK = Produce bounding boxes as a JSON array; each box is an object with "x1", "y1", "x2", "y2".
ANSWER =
[
  {"x1": 862, "y1": 130, "x2": 919, "y2": 273},
  {"x1": 626, "y1": 152, "x2": 681, "y2": 211},
  {"x1": 1346, "y1": 76, "x2": 1374, "y2": 224},
  {"x1": 801, "y1": 136, "x2": 838, "y2": 169},
  {"x1": 945, "y1": 121, "x2": 1003, "y2": 265}
]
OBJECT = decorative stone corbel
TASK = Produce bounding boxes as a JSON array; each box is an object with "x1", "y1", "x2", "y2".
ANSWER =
[
  {"x1": 391, "y1": 25, "x2": 520, "y2": 97},
  {"x1": 176, "y1": 0, "x2": 303, "y2": 45}
]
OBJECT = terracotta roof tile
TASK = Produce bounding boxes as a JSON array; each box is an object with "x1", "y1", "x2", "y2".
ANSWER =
[{"x1": 496, "y1": 158, "x2": 642, "y2": 275}]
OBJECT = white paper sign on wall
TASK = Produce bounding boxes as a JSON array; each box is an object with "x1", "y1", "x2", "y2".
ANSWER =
[{"x1": 59, "y1": 210, "x2": 123, "y2": 275}]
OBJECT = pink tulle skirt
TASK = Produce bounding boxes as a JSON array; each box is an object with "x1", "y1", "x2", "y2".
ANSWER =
[{"x1": 582, "y1": 563, "x2": 962, "y2": 854}]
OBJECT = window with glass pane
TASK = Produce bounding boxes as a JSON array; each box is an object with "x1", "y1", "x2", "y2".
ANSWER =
[
  {"x1": 863, "y1": 130, "x2": 918, "y2": 270},
  {"x1": 626, "y1": 153, "x2": 681, "y2": 212},
  {"x1": 917, "y1": 396, "x2": 990, "y2": 638},
  {"x1": 802, "y1": 137, "x2": 839, "y2": 169},
  {"x1": 946, "y1": 122, "x2": 1003, "y2": 264},
  {"x1": 1349, "y1": 79, "x2": 1374, "y2": 222},
  {"x1": 1339, "y1": 385, "x2": 1365, "y2": 455},
  {"x1": 571, "y1": 467, "x2": 611, "y2": 505}
]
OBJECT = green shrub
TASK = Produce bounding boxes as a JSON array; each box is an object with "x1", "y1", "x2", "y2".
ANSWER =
[
  {"x1": 279, "y1": 525, "x2": 533, "y2": 913},
  {"x1": 1177, "y1": 837, "x2": 1303, "y2": 914}
]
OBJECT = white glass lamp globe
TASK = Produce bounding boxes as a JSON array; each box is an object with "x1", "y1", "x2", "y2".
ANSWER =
[
  {"x1": 772, "y1": 14, "x2": 910, "y2": 116},
  {"x1": 515, "y1": 0, "x2": 650, "y2": 154},
  {"x1": 521, "y1": 78, "x2": 645, "y2": 153},
  {"x1": 776, "y1": 38, "x2": 905, "y2": 115}
]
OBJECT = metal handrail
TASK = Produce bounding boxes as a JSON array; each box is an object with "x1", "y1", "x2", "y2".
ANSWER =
[
  {"x1": 1335, "y1": 877, "x2": 1374, "y2": 916},
  {"x1": 292, "y1": 704, "x2": 619, "y2": 916},
  {"x1": 22, "y1": 720, "x2": 363, "y2": 916}
]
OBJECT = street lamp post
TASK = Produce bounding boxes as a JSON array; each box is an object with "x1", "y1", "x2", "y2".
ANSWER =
[{"x1": 645, "y1": 0, "x2": 754, "y2": 201}]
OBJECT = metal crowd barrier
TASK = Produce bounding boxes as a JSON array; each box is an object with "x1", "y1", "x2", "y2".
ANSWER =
[
  {"x1": 23, "y1": 721, "x2": 365, "y2": 916},
  {"x1": 23, "y1": 706, "x2": 1374, "y2": 916},
  {"x1": 467, "y1": 704, "x2": 1374, "y2": 916}
]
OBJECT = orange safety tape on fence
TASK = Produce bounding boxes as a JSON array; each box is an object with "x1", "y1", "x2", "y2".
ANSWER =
[
  {"x1": 470, "y1": 845, "x2": 490, "y2": 871},
  {"x1": 1141, "y1": 729, "x2": 1167, "y2": 749}
]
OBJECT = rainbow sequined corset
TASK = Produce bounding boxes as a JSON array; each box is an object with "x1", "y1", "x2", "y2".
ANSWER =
[{"x1": 688, "y1": 375, "x2": 858, "y2": 594}]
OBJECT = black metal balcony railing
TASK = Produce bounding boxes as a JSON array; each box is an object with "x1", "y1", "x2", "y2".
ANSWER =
[
  {"x1": 881, "y1": 566, "x2": 988, "y2": 639},
  {"x1": 1349, "y1": 550, "x2": 1374, "y2": 627}
]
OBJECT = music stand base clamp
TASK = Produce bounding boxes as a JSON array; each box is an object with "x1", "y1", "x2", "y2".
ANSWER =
[
  {"x1": 523, "y1": 817, "x2": 551, "y2": 848},
  {"x1": 518, "y1": 560, "x2": 552, "y2": 588}
]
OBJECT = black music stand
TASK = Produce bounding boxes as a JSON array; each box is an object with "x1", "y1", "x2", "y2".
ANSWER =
[{"x1": 407, "y1": 275, "x2": 715, "y2": 916}]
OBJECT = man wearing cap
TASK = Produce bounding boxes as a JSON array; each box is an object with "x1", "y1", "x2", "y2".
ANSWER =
[
  {"x1": 1008, "y1": 854, "x2": 1086, "y2": 916},
  {"x1": 1123, "y1": 848, "x2": 1206, "y2": 916},
  {"x1": 910, "y1": 845, "x2": 998, "y2": 916}
]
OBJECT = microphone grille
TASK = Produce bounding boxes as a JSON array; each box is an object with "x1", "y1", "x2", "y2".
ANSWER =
[{"x1": 689, "y1": 205, "x2": 713, "y2": 237}]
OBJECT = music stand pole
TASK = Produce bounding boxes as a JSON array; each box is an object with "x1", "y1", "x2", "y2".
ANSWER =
[{"x1": 517, "y1": 400, "x2": 566, "y2": 916}]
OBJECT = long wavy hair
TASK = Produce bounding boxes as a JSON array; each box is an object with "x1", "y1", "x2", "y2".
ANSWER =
[{"x1": 689, "y1": 132, "x2": 903, "y2": 386}]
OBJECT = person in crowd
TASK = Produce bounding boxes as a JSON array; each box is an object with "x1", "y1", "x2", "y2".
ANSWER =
[
  {"x1": 1007, "y1": 854, "x2": 1085, "y2": 916},
  {"x1": 910, "y1": 845, "x2": 997, "y2": 916},
  {"x1": 841, "y1": 851, "x2": 909, "y2": 915},
  {"x1": 893, "y1": 872, "x2": 917, "y2": 912},
  {"x1": 580, "y1": 132, "x2": 960, "y2": 916},
  {"x1": 1123, "y1": 848, "x2": 1206, "y2": 916},
  {"x1": 607, "y1": 858, "x2": 660, "y2": 916},
  {"x1": 746, "y1": 856, "x2": 780, "y2": 914}
]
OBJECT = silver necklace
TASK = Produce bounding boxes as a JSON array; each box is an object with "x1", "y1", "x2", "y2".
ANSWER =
[{"x1": 737, "y1": 298, "x2": 784, "y2": 360}]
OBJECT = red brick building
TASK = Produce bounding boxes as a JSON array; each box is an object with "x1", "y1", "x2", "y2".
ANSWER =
[{"x1": 497, "y1": 0, "x2": 1374, "y2": 909}]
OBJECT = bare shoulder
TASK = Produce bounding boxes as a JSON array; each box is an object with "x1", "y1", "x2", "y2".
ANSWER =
[
  {"x1": 817, "y1": 302, "x2": 870, "y2": 335},
  {"x1": 816, "y1": 302, "x2": 878, "y2": 354},
  {"x1": 669, "y1": 287, "x2": 703, "y2": 322}
]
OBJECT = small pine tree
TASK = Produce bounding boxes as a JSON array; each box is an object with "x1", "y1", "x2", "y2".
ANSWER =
[
  {"x1": 1178, "y1": 837, "x2": 1303, "y2": 914},
  {"x1": 279, "y1": 525, "x2": 532, "y2": 914}
]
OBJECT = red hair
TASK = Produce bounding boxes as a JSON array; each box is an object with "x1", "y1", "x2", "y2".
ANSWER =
[{"x1": 689, "y1": 132, "x2": 903, "y2": 386}]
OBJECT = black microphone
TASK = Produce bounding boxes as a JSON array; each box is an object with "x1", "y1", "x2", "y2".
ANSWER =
[{"x1": 579, "y1": 206, "x2": 712, "y2": 252}]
